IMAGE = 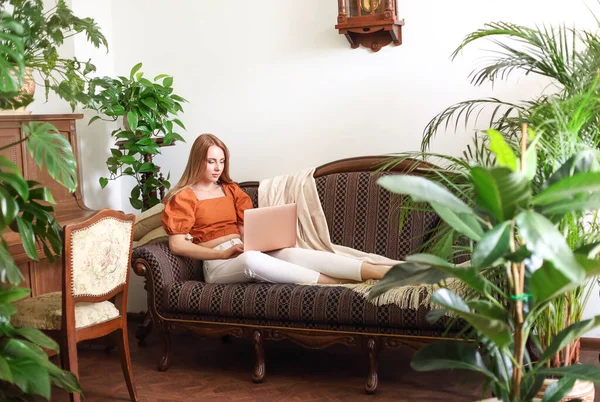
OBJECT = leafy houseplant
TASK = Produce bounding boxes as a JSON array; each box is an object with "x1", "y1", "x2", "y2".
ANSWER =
[
  {"x1": 400, "y1": 14, "x2": 600, "y2": 370},
  {"x1": 0, "y1": 12, "x2": 81, "y2": 400},
  {"x1": 0, "y1": 0, "x2": 108, "y2": 110},
  {"x1": 371, "y1": 128, "x2": 600, "y2": 401},
  {"x1": 89, "y1": 62, "x2": 187, "y2": 211}
]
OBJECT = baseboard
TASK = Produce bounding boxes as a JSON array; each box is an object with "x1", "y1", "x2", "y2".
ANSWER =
[{"x1": 581, "y1": 337, "x2": 600, "y2": 351}]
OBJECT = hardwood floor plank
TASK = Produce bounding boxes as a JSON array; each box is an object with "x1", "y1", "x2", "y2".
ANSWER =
[{"x1": 50, "y1": 323, "x2": 600, "y2": 401}]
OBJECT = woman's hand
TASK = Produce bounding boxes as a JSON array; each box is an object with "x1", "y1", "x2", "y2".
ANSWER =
[{"x1": 221, "y1": 243, "x2": 244, "y2": 259}]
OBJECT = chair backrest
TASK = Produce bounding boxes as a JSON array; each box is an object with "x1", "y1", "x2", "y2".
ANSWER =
[{"x1": 64, "y1": 209, "x2": 135, "y2": 299}]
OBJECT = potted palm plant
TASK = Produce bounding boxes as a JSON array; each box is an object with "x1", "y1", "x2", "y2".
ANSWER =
[
  {"x1": 395, "y1": 12, "x2": 600, "y2": 373},
  {"x1": 371, "y1": 125, "x2": 600, "y2": 401},
  {"x1": 0, "y1": 0, "x2": 108, "y2": 111},
  {"x1": 0, "y1": 11, "x2": 81, "y2": 400},
  {"x1": 88, "y1": 63, "x2": 187, "y2": 211}
]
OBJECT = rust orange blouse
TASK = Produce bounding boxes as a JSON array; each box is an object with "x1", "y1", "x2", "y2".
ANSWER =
[{"x1": 161, "y1": 183, "x2": 253, "y2": 243}]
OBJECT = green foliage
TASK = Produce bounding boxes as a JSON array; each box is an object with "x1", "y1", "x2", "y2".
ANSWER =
[
  {"x1": 0, "y1": 0, "x2": 108, "y2": 110},
  {"x1": 389, "y1": 10, "x2": 600, "y2": 375},
  {"x1": 89, "y1": 62, "x2": 187, "y2": 211},
  {"x1": 0, "y1": 14, "x2": 82, "y2": 399},
  {"x1": 0, "y1": 11, "x2": 32, "y2": 110},
  {"x1": 371, "y1": 135, "x2": 600, "y2": 401}
]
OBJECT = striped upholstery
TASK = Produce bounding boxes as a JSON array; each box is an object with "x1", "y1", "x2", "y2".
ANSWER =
[{"x1": 133, "y1": 171, "x2": 448, "y2": 334}]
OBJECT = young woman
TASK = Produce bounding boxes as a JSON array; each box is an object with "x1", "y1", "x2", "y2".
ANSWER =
[{"x1": 162, "y1": 134, "x2": 391, "y2": 285}]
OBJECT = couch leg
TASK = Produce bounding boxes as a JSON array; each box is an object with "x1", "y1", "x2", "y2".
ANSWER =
[
  {"x1": 135, "y1": 311, "x2": 153, "y2": 347},
  {"x1": 156, "y1": 320, "x2": 172, "y2": 372},
  {"x1": 365, "y1": 338, "x2": 380, "y2": 394},
  {"x1": 252, "y1": 330, "x2": 265, "y2": 383}
]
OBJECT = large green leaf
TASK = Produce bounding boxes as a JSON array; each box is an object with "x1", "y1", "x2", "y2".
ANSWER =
[
  {"x1": 13, "y1": 327, "x2": 58, "y2": 351},
  {"x1": 0, "y1": 12, "x2": 25, "y2": 94},
  {"x1": 471, "y1": 167, "x2": 530, "y2": 222},
  {"x1": 467, "y1": 300, "x2": 507, "y2": 321},
  {"x1": 378, "y1": 175, "x2": 473, "y2": 214},
  {"x1": 0, "y1": 287, "x2": 30, "y2": 304},
  {"x1": 472, "y1": 221, "x2": 511, "y2": 268},
  {"x1": 432, "y1": 289, "x2": 512, "y2": 347},
  {"x1": 126, "y1": 110, "x2": 138, "y2": 133},
  {"x1": 0, "y1": 186, "x2": 18, "y2": 226},
  {"x1": 533, "y1": 172, "x2": 600, "y2": 206},
  {"x1": 3, "y1": 339, "x2": 47, "y2": 361},
  {"x1": 0, "y1": 243, "x2": 23, "y2": 285},
  {"x1": 16, "y1": 217, "x2": 38, "y2": 261},
  {"x1": 516, "y1": 211, "x2": 584, "y2": 283},
  {"x1": 129, "y1": 62, "x2": 143, "y2": 78},
  {"x1": 44, "y1": 361, "x2": 82, "y2": 393},
  {"x1": 543, "y1": 149, "x2": 600, "y2": 189},
  {"x1": 470, "y1": 167, "x2": 503, "y2": 221},
  {"x1": 538, "y1": 365, "x2": 600, "y2": 383},
  {"x1": 368, "y1": 262, "x2": 448, "y2": 300},
  {"x1": 378, "y1": 172, "x2": 483, "y2": 241},
  {"x1": 0, "y1": 171, "x2": 29, "y2": 201},
  {"x1": 9, "y1": 357, "x2": 51, "y2": 399},
  {"x1": 541, "y1": 377, "x2": 576, "y2": 402},
  {"x1": 411, "y1": 340, "x2": 499, "y2": 382},
  {"x1": 530, "y1": 262, "x2": 574, "y2": 303},
  {"x1": 540, "y1": 193, "x2": 600, "y2": 216},
  {"x1": 0, "y1": 355, "x2": 12, "y2": 383},
  {"x1": 405, "y1": 254, "x2": 489, "y2": 295},
  {"x1": 23, "y1": 122, "x2": 77, "y2": 192},
  {"x1": 538, "y1": 316, "x2": 600, "y2": 366},
  {"x1": 430, "y1": 202, "x2": 483, "y2": 241},
  {"x1": 486, "y1": 129, "x2": 518, "y2": 171}
]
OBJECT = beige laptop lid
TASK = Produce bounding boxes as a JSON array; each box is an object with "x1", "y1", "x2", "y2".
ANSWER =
[{"x1": 243, "y1": 204, "x2": 297, "y2": 252}]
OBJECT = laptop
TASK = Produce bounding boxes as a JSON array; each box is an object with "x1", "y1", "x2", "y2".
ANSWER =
[{"x1": 243, "y1": 203, "x2": 297, "y2": 252}]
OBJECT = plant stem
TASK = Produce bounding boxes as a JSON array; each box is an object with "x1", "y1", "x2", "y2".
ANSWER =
[
  {"x1": 0, "y1": 134, "x2": 29, "y2": 152},
  {"x1": 511, "y1": 123, "x2": 529, "y2": 401}
]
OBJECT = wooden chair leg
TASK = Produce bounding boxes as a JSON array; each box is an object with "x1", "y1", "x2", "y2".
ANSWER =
[
  {"x1": 63, "y1": 332, "x2": 81, "y2": 402},
  {"x1": 115, "y1": 326, "x2": 138, "y2": 401},
  {"x1": 252, "y1": 330, "x2": 265, "y2": 383},
  {"x1": 365, "y1": 338, "x2": 380, "y2": 395}
]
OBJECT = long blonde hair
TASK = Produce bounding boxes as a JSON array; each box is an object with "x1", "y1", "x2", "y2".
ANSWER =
[{"x1": 164, "y1": 133, "x2": 233, "y2": 203}]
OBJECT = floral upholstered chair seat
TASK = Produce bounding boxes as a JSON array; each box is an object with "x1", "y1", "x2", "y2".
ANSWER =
[{"x1": 12, "y1": 292, "x2": 120, "y2": 330}]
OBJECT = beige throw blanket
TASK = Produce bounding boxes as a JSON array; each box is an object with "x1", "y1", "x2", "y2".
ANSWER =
[
  {"x1": 258, "y1": 168, "x2": 401, "y2": 266},
  {"x1": 258, "y1": 168, "x2": 467, "y2": 309}
]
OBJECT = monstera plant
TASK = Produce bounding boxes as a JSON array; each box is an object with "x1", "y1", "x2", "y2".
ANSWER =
[
  {"x1": 0, "y1": 12, "x2": 81, "y2": 400},
  {"x1": 371, "y1": 128, "x2": 600, "y2": 402}
]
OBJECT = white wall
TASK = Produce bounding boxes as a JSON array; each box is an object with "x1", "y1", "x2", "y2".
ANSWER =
[{"x1": 31, "y1": 0, "x2": 600, "y2": 323}]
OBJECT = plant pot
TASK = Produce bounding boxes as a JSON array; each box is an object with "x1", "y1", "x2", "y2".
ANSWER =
[
  {"x1": 477, "y1": 379, "x2": 594, "y2": 402},
  {"x1": 0, "y1": 67, "x2": 35, "y2": 115},
  {"x1": 536, "y1": 378, "x2": 594, "y2": 401}
]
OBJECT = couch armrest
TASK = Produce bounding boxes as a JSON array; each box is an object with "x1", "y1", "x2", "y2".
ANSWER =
[{"x1": 132, "y1": 242, "x2": 203, "y2": 290}]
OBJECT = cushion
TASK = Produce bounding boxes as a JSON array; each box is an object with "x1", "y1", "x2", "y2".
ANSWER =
[
  {"x1": 133, "y1": 226, "x2": 169, "y2": 249},
  {"x1": 162, "y1": 281, "x2": 450, "y2": 331},
  {"x1": 11, "y1": 292, "x2": 120, "y2": 330},
  {"x1": 134, "y1": 203, "x2": 164, "y2": 241}
]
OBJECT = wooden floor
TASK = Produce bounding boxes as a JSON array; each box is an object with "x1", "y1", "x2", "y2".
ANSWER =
[{"x1": 51, "y1": 322, "x2": 600, "y2": 401}]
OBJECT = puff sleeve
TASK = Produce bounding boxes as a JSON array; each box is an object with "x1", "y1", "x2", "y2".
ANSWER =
[
  {"x1": 161, "y1": 188, "x2": 197, "y2": 235},
  {"x1": 231, "y1": 184, "x2": 253, "y2": 225}
]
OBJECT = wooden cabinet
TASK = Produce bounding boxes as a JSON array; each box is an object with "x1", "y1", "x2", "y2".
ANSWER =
[{"x1": 0, "y1": 114, "x2": 95, "y2": 296}]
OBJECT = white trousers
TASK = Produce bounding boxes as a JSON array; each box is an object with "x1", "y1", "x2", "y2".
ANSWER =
[{"x1": 203, "y1": 238, "x2": 363, "y2": 284}]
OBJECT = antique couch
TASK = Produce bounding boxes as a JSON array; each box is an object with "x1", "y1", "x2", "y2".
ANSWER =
[{"x1": 131, "y1": 156, "x2": 457, "y2": 394}]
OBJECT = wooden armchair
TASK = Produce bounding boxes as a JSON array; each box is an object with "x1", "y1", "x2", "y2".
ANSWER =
[{"x1": 11, "y1": 209, "x2": 138, "y2": 402}]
